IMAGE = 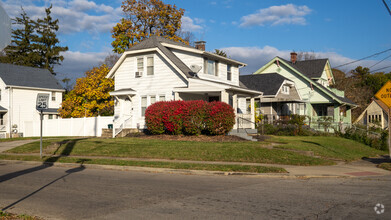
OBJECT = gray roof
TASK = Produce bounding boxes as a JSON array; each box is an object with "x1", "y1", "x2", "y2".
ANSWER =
[
  {"x1": 240, "y1": 73, "x2": 292, "y2": 96},
  {"x1": 313, "y1": 81, "x2": 357, "y2": 106},
  {"x1": 279, "y1": 57, "x2": 328, "y2": 79},
  {"x1": 0, "y1": 63, "x2": 64, "y2": 90}
]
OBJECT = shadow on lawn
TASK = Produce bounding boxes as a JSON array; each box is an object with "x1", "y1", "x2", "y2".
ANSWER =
[
  {"x1": 362, "y1": 155, "x2": 391, "y2": 164},
  {"x1": 0, "y1": 138, "x2": 85, "y2": 183}
]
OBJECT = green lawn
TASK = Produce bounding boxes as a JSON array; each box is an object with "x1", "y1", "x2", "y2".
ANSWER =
[
  {"x1": 6, "y1": 137, "x2": 332, "y2": 166},
  {"x1": 268, "y1": 136, "x2": 386, "y2": 162}
]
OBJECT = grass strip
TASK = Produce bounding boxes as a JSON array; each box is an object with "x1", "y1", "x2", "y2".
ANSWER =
[
  {"x1": 268, "y1": 136, "x2": 386, "y2": 162},
  {"x1": 0, "y1": 210, "x2": 41, "y2": 220},
  {"x1": 0, "y1": 154, "x2": 287, "y2": 174},
  {"x1": 6, "y1": 137, "x2": 333, "y2": 166},
  {"x1": 377, "y1": 163, "x2": 391, "y2": 171}
]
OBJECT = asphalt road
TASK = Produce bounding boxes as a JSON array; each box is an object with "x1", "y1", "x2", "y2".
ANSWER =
[{"x1": 0, "y1": 162, "x2": 390, "y2": 219}]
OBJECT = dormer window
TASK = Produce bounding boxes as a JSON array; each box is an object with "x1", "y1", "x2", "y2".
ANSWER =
[
  {"x1": 204, "y1": 58, "x2": 218, "y2": 76},
  {"x1": 282, "y1": 85, "x2": 290, "y2": 94},
  {"x1": 227, "y1": 64, "x2": 232, "y2": 81}
]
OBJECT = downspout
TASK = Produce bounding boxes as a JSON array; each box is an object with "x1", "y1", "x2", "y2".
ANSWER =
[{"x1": 8, "y1": 86, "x2": 12, "y2": 138}]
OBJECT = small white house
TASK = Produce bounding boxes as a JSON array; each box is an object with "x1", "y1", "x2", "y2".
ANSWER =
[
  {"x1": 106, "y1": 36, "x2": 262, "y2": 136},
  {"x1": 354, "y1": 99, "x2": 388, "y2": 129},
  {"x1": 0, "y1": 63, "x2": 64, "y2": 138}
]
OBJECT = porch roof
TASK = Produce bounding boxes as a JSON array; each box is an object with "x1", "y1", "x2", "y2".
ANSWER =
[
  {"x1": 110, "y1": 88, "x2": 137, "y2": 96},
  {"x1": 0, "y1": 105, "x2": 7, "y2": 113}
]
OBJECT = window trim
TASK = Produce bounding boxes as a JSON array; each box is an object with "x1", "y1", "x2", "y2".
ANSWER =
[{"x1": 146, "y1": 56, "x2": 154, "y2": 76}]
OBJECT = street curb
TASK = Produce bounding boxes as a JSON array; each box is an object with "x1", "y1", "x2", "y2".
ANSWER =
[{"x1": 0, "y1": 159, "x2": 349, "y2": 179}]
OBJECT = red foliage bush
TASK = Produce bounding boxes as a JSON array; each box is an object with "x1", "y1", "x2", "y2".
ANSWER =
[
  {"x1": 145, "y1": 100, "x2": 235, "y2": 135},
  {"x1": 204, "y1": 101, "x2": 235, "y2": 135}
]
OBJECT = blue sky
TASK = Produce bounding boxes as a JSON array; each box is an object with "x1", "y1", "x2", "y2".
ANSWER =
[{"x1": 1, "y1": 0, "x2": 391, "y2": 85}]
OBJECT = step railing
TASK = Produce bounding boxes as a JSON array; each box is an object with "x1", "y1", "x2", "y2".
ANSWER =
[{"x1": 112, "y1": 116, "x2": 132, "y2": 138}]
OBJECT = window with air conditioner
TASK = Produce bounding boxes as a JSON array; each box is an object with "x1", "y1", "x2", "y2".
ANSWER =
[{"x1": 136, "y1": 57, "x2": 143, "y2": 77}]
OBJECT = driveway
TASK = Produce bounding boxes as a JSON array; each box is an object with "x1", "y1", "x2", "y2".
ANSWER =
[{"x1": 0, "y1": 139, "x2": 38, "y2": 153}]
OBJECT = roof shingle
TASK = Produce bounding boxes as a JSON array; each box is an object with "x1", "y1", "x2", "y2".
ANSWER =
[
  {"x1": 240, "y1": 73, "x2": 292, "y2": 96},
  {"x1": 0, "y1": 63, "x2": 64, "y2": 90}
]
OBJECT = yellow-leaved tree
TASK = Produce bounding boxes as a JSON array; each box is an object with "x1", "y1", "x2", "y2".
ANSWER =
[
  {"x1": 111, "y1": 0, "x2": 186, "y2": 53},
  {"x1": 59, "y1": 64, "x2": 114, "y2": 118}
]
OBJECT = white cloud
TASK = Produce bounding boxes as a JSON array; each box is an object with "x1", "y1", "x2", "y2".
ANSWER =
[
  {"x1": 54, "y1": 50, "x2": 108, "y2": 83},
  {"x1": 221, "y1": 46, "x2": 391, "y2": 75},
  {"x1": 181, "y1": 16, "x2": 203, "y2": 32},
  {"x1": 239, "y1": 4, "x2": 311, "y2": 27},
  {"x1": 1, "y1": 0, "x2": 121, "y2": 34}
]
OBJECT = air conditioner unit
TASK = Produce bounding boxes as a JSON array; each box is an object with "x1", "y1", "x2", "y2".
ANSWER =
[{"x1": 135, "y1": 71, "x2": 143, "y2": 77}]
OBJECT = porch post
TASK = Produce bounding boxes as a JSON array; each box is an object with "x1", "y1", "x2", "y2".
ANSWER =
[
  {"x1": 334, "y1": 104, "x2": 340, "y2": 122},
  {"x1": 221, "y1": 90, "x2": 229, "y2": 103},
  {"x1": 233, "y1": 94, "x2": 238, "y2": 129},
  {"x1": 174, "y1": 92, "x2": 180, "y2": 101},
  {"x1": 251, "y1": 97, "x2": 255, "y2": 129},
  {"x1": 346, "y1": 106, "x2": 351, "y2": 124}
]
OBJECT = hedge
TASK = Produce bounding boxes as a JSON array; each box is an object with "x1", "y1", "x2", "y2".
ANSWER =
[{"x1": 145, "y1": 100, "x2": 235, "y2": 135}]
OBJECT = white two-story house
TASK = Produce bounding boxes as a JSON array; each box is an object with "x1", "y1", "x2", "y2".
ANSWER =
[
  {"x1": 106, "y1": 36, "x2": 262, "y2": 135},
  {"x1": 0, "y1": 63, "x2": 64, "y2": 138}
]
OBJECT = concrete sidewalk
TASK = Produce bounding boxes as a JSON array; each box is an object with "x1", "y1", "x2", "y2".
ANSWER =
[
  {"x1": 0, "y1": 139, "x2": 39, "y2": 153},
  {"x1": 1, "y1": 153, "x2": 390, "y2": 178}
]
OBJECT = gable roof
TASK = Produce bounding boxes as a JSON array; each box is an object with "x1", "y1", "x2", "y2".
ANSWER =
[
  {"x1": 107, "y1": 35, "x2": 247, "y2": 80},
  {"x1": 0, "y1": 63, "x2": 64, "y2": 90},
  {"x1": 374, "y1": 99, "x2": 389, "y2": 113},
  {"x1": 240, "y1": 73, "x2": 292, "y2": 96},
  {"x1": 254, "y1": 57, "x2": 356, "y2": 107},
  {"x1": 278, "y1": 57, "x2": 328, "y2": 79}
]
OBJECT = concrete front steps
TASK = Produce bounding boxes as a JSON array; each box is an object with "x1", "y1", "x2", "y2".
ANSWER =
[
  {"x1": 101, "y1": 128, "x2": 140, "y2": 138},
  {"x1": 228, "y1": 129, "x2": 258, "y2": 141}
]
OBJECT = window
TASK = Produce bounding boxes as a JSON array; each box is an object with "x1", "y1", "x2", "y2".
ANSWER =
[
  {"x1": 281, "y1": 85, "x2": 290, "y2": 94},
  {"x1": 137, "y1": 57, "x2": 144, "y2": 74},
  {"x1": 48, "y1": 115, "x2": 53, "y2": 119},
  {"x1": 227, "y1": 64, "x2": 232, "y2": 81},
  {"x1": 141, "y1": 96, "x2": 147, "y2": 116},
  {"x1": 0, "y1": 114, "x2": 3, "y2": 125},
  {"x1": 159, "y1": 95, "x2": 165, "y2": 101},
  {"x1": 52, "y1": 92, "x2": 56, "y2": 101},
  {"x1": 151, "y1": 95, "x2": 156, "y2": 104},
  {"x1": 204, "y1": 58, "x2": 218, "y2": 76},
  {"x1": 147, "y1": 57, "x2": 154, "y2": 75}
]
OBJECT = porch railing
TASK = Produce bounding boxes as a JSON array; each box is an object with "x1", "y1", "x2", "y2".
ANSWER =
[{"x1": 236, "y1": 114, "x2": 254, "y2": 130}]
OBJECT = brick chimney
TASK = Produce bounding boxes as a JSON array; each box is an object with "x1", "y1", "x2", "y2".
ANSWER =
[
  {"x1": 195, "y1": 41, "x2": 206, "y2": 51},
  {"x1": 290, "y1": 52, "x2": 297, "y2": 64}
]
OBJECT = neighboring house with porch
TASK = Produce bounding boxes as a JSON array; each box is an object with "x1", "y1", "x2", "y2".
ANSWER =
[
  {"x1": 106, "y1": 36, "x2": 262, "y2": 136},
  {"x1": 253, "y1": 52, "x2": 356, "y2": 126},
  {"x1": 0, "y1": 63, "x2": 64, "y2": 138},
  {"x1": 354, "y1": 99, "x2": 388, "y2": 129},
  {"x1": 240, "y1": 73, "x2": 304, "y2": 123}
]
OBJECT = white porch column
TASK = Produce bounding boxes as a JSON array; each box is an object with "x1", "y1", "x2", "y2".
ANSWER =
[
  {"x1": 233, "y1": 94, "x2": 238, "y2": 129},
  {"x1": 174, "y1": 92, "x2": 180, "y2": 101},
  {"x1": 221, "y1": 90, "x2": 229, "y2": 103},
  {"x1": 250, "y1": 97, "x2": 255, "y2": 129}
]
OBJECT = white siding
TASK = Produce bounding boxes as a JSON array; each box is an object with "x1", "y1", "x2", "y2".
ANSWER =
[
  {"x1": 171, "y1": 49, "x2": 240, "y2": 87},
  {"x1": 9, "y1": 88, "x2": 62, "y2": 136}
]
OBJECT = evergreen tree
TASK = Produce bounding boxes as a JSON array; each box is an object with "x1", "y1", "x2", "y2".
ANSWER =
[
  {"x1": 0, "y1": 5, "x2": 68, "y2": 75},
  {"x1": 34, "y1": 5, "x2": 68, "y2": 74},
  {"x1": 0, "y1": 8, "x2": 39, "y2": 66}
]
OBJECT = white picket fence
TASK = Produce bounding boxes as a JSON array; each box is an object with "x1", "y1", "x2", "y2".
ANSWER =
[{"x1": 24, "y1": 116, "x2": 114, "y2": 137}]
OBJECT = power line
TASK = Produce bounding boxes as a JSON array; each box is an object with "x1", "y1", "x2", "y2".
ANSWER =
[
  {"x1": 333, "y1": 48, "x2": 391, "y2": 68},
  {"x1": 369, "y1": 65, "x2": 391, "y2": 73},
  {"x1": 383, "y1": 0, "x2": 391, "y2": 16},
  {"x1": 369, "y1": 53, "x2": 391, "y2": 68}
]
